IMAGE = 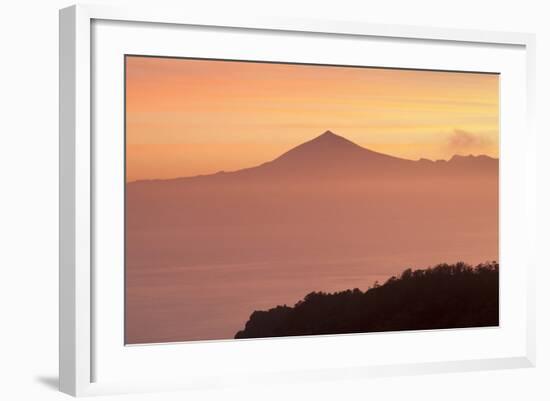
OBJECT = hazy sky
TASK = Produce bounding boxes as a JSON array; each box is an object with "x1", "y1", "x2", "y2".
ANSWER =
[{"x1": 126, "y1": 56, "x2": 499, "y2": 181}]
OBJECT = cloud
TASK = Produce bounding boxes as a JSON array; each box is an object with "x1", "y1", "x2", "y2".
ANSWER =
[{"x1": 447, "y1": 129, "x2": 490, "y2": 154}]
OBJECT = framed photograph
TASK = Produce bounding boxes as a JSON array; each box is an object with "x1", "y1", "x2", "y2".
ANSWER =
[{"x1": 59, "y1": 4, "x2": 536, "y2": 396}]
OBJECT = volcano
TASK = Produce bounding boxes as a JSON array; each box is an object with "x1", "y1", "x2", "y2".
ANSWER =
[{"x1": 131, "y1": 130, "x2": 497, "y2": 184}]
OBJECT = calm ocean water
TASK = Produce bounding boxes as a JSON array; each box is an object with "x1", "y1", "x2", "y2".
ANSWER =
[{"x1": 125, "y1": 257, "x2": 397, "y2": 343}]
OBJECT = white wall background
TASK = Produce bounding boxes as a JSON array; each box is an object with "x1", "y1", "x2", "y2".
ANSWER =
[{"x1": 0, "y1": 0, "x2": 547, "y2": 399}]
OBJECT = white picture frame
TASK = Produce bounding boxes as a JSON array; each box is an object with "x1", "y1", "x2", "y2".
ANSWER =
[{"x1": 59, "y1": 4, "x2": 536, "y2": 397}]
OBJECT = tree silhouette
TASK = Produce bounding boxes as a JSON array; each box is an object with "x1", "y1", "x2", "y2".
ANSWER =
[{"x1": 235, "y1": 261, "x2": 498, "y2": 339}]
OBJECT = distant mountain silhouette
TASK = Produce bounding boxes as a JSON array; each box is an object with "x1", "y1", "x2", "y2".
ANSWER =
[
  {"x1": 129, "y1": 130, "x2": 497, "y2": 183},
  {"x1": 235, "y1": 261, "x2": 499, "y2": 339},
  {"x1": 125, "y1": 130, "x2": 499, "y2": 344},
  {"x1": 265, "y1": 130, "x2": 409, "y2": 170}
]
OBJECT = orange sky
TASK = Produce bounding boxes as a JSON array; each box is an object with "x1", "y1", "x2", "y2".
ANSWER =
[{"x1": 126, "y1": 56, "x2": 499, "y2": 181}]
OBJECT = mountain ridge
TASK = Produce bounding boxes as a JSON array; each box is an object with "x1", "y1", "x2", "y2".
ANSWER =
[{"x1": 127, "y1": 130, "x2": 498, "y2": 184}]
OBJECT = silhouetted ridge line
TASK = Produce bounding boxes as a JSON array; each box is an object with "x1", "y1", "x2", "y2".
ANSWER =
[
  {"x1": 127, "y1": 130, "x2": 498, "y2": 184},
  {"x1": 271, "y1": 129, "x2": 405, "y2": 164},
  {"x1": 234, "y1": 261, "x2": 499, "y2": 339}
]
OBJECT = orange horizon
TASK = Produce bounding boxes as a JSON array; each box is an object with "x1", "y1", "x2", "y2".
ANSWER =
[{"x1": 126, "y1": 56, "x2": 499, "y2": 181}]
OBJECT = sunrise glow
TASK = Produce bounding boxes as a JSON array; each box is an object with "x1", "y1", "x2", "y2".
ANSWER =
[{"x1": 126, "y1": 56, "x2": 499, "y2": 181}]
